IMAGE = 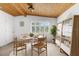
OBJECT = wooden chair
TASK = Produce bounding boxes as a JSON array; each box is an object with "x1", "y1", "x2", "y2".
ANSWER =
[
  {"x1": 31, "y1": 37, "x2": 47, "y2": 56},
  {"x1": 13, "y1": 37, "x2": 27, "y2": 56}
]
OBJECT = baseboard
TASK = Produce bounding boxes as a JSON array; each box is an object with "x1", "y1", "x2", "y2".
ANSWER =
[{"x1": 0, "y1": 41, "x2": 13, "y2": 48}]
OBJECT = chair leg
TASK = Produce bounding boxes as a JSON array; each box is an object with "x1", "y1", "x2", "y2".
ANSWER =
[
  {"x1": 46, "y1": 43, "x2": 47, "y2": 56},
  {"x1": 25, "y1": 45, "x2": 27, "y2": 56},
  {"x1": 16, "y1": 47, "x2": 17, "y2": 56},
  {"x1": 16, "y1": 50, "x2": 17, "y2": 56},
  {"x1": 38, "y1": 48, "x2": 40, "y2": 56},
  {"x1": 31, "y1": 46, "x2": 33, "y2": 56},
  {"x1": 13, "y1": 48, "x2": 15, "y2": 55},
  {"x1": 46, "y1": 47, "x2": 47, "y2": 56}
]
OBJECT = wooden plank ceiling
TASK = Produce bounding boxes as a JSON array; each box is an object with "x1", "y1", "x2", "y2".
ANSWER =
[{"x1": 0, "y1": 3, "x2": 74, "y2": 18}]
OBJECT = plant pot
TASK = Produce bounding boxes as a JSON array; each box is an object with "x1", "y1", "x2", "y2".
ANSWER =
[{"x1": 52, "y1": 39, "x2": 56, "y2": 44}]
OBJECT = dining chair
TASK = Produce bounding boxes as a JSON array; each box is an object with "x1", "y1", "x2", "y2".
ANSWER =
[
  {"x1": 13, "y1": 37, "x2": 27, "y2": 56},
  {"x1": 31, "y1": 37, "x2": 47, "y2": 56}
]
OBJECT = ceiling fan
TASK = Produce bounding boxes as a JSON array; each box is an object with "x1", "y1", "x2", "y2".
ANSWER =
[{"x1": 27, "y1": 3, "x2": 34, "y2": 12}]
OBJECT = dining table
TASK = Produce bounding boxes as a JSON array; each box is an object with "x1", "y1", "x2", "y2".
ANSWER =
[{"x1": 17, "y1": 35, "x2": 45, "y2": 55}]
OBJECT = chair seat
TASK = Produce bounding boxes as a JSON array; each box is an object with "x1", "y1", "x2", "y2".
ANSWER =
[
  {"x1": 14, "y1": 43, "x2": 26, "y2": 48},
  {"x1": 32, "y1": 43, "x2": 46, "y2": 49}
]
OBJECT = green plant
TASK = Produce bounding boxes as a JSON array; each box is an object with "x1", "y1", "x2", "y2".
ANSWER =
[
  {"x1": 50, "y1": 25, "x2": 57, "y2": 43},
  {"x1": 29, "y1": 33, "x2": 34, "y2": 37}
]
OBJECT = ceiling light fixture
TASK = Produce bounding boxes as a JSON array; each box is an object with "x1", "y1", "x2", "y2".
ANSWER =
[{"x1": 28, "y1": 3, "x2": 34, "y2": 12}]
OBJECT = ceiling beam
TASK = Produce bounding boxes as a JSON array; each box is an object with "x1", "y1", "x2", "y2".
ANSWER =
[{"x1": 11, "y1": 3, "x2": 26, "y2": 16}]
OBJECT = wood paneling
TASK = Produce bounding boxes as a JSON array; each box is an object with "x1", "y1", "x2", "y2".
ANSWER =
[
  {"x1": 0, "y1": 3, "x2": 20, "y2": 16},
  {"x1": 71, "y1": 15, "x2": 79, "y2": 56},
  {"x1": 0, "y1": 3, "x2": 74, "y2": 17}
]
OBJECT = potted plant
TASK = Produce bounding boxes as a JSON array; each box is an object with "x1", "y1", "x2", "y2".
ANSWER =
[
  {"x1": 50, "y1": 25, "x2": 57, "y2": 44},
  {"x1": 29, "y1": 33, "x2": 34, "y2": 37}
]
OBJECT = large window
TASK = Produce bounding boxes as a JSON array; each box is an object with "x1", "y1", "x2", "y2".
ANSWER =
[{"x1": 32, "y1": 22, "x2": 49, "y2": 33}]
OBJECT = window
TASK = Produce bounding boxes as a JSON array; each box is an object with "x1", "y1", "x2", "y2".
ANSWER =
[
  {"x1": 40, "y1": 26, "x2": 44, "y2": 32},
  {"x1": 45, "y1": 26, "x2": 48, "y2": 32},
  {"x1": 36, "y1": 26, "x2": 39, "y2": 32},
  {"x1": 32, "y1": 22, "x2": 49, "y2": 33},
  {"x1": 32, "y1": 26, "x2": 35, "y2": 32}
]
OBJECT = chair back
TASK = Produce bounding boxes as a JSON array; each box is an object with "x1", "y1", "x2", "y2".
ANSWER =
[
  {"x1": 37, "y1": 37, "x2": 47, "y2": 45},
  {"x1": 13, "y1": 36, "x2": 25, "y2": 48},
  {"x1": 13, "y1": 36, "x2": 17, "y2": 48}
]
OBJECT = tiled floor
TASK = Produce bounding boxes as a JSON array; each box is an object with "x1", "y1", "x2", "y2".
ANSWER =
[
  {"x1": 0, "y1": 43, "x2": 66, "y2": 56},
  {"x1": 0, "y1": 43, "x2": 13, "y2": 56}
]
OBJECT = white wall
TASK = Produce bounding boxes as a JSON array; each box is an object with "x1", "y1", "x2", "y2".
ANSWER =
[
  {"x1": 0, "y1": 10, "x2": 14, "y2": 47},
  {"x1": 57, "y1": 4, "x2": 79, "y2": 23},
  {"x1": 14, "y1": 15, "x2": 57, "y2": 42}
]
